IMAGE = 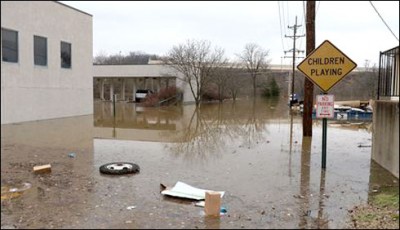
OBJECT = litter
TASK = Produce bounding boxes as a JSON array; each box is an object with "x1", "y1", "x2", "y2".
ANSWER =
[
  {"x1": 68, "y1": 152, "x2": 76, "y2": 158},
  {"x1": 126, "y1": 206, "x2": 136, "y2": 210},
  {"x1": 195, "y1": 201, "x2": 205, "y2": 207},
  {"x1": 205, "y1": 191, "x2": 221, "y2": 216},
  {"x1": 220, "y1": 206, "x2": 227, "y2": 213},
  {"x1": 1, "y1": 183, "x2": 32, "y2": 200},
  {"x1": 161, "y1": 181, "x2": 224, "y2": 200},
  {"x1": 9, "y1": 182, "x2": 31, "y2": 193},
  {"x1": 33, "y1": 164, "x2": 51, "y2": 174}
]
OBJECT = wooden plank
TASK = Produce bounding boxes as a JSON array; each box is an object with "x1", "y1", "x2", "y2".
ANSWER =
[{"x1": 33, "y1": 164, "x2": 51, "y2": 173}]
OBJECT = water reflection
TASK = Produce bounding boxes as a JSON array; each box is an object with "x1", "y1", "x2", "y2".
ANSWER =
[
  {"x1": 94, "y1": 101, "x2": 182, "y2": 131},
  {"x1": 297, "y1": 136, "x2": 330, "y2": 229},
  {"x1": 317, "y1": 170, "x2": 328, "y2": 229},
  {"x1": 93, "y1": 97, "x2": 288, "y2": 160},
  {"x1": 299, "y1": 136, "x2": 311, "y2": 229}
]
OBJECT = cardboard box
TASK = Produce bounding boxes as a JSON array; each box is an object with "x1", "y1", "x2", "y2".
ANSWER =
[{"x1": 204, "y1": 191, "x2": 221, "y2": 217}]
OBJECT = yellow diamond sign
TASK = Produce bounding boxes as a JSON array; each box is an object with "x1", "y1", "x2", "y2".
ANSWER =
[{"x1": 297, "y1": 40, "x2": 357, "y2": 92}]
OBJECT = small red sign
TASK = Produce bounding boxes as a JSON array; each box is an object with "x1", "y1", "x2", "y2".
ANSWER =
[{"x1": 316, "y1": 95, "x2": 334, "y2": 119}]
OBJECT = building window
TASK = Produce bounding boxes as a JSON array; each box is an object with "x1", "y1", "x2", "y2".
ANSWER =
[
  {"x1": 2, "y1": 28, "x2": 18, "y2": 63},
  {"x1": 34, "y1": 35, "x2": 47, "y2": 66},
  {"x1": 61, "y1": 41, "x2": 71, "y2": 68}
]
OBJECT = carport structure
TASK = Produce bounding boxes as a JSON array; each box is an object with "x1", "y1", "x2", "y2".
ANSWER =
[{"x1": 93, "y1": 64, "x2": 194, "y2": 103}]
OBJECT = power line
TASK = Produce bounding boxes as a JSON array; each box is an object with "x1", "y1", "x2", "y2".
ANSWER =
[
  {"x1": 298, "y1": 1, "x2": 307, "y2": 53},
  {"x1": 369, "y1": 1, "x2": 399, "y2": 42},
  {"x1": 278, "y1": 1, "x2": 286, "y2": 52},
  {"x1": 281, "y1": 2, "x2": 290, "y2": 49},
  {"x1": 286, "y1": 1, "x2": 290, "y2": 26}
]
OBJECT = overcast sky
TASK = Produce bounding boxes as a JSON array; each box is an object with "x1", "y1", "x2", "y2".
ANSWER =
[{"x1": 61, "y1": 1, "x2": 399, "y2": 67}]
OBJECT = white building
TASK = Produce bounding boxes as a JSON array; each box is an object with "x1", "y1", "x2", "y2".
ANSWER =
[
  {"x1": 1, "y1": 1, "x2": 93, "y2": 124},
  {"x1": 93, "y1": 64, "x2": 195, "y2": 103}
]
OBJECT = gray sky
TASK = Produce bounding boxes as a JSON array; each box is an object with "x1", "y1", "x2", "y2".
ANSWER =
[{"x1": 61, "y1": 1, "x2": 399, "y2": 67}]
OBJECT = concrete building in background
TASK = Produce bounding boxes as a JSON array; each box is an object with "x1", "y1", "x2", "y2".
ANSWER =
[
  {"x1": 1, "y1": 1, "x2": 93, "y2": 124},
  {"x1": 93, "y1": 64, "x2": 195, "y2": 103}
]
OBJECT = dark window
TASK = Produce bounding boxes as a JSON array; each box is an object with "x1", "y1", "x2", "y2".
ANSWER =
[
  {"x1": 61, "y1": 41, "x2": 71, "y2": 68},
  {"x1": 2, "y1": 28, "x2": 18, "y2": 63},
  {"x1": 34, "y1": 35, "x2": 47, "y2": 66}
]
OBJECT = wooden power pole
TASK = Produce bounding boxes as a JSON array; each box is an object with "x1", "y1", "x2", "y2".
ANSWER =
[
  {"x1": 285, "y1": 16, "x2": 304, "y2": 108},
  {"x1": 303, "y1": 0, "x2": 315, "y2": 137}
]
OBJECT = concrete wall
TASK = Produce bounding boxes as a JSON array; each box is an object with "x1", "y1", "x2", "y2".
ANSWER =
[
  {"x1": 1, "y1": 1, "x2": 93, "y2": 124},
  {"x1": 372, "y1": 100, "x2": 399, "y2": 178},
  {"x1": 93, "y1": 64, "x2": 195, "y2": 103}
]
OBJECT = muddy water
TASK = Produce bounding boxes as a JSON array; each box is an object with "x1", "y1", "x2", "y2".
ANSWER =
[{"x1": 1, "y1": 98, "x2": 397, "y2": 229}]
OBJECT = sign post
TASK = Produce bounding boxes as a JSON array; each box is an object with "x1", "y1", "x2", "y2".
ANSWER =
[
  {"x1": 297, "y1": 40, "x2": 357, "y2": 169},
  {"x1": 316, "y1": 94, "x2": 334, "y2": 169}
]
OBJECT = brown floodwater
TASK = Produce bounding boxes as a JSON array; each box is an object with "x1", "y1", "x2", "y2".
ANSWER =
[{"x1": 1, "y1": 98, "x2": 398, "y2": 229}]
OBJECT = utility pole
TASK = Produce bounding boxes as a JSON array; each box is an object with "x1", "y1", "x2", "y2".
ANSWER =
[
  {"x1": 285, "y1": 16, "x2": 304, "y2": 107},
  {"x1": 303, "y1": 0, "x2": 315, "y2": 137}
]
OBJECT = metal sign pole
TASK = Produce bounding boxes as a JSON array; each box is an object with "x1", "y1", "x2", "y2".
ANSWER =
[
  {"x1": 321, "y1": 92, "x2": 327, "y2": 169},
  {"x1": 322, "y1": 117, "x2": 327, "y2": 169}
]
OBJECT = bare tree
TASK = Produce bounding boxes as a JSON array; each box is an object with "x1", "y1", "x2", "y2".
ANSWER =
[
  {"x1": 226, "y1": 71, "x2": 247, "y2": 101},
  {"x1": 164, "y1": 39, "x2": 226, "y2": 106},
  {"x1": 236, "y1": 43, "x2": 270, "y2": 97},
  {"x1": 93, "y1": 51, "x2": 160, "y2": 65},
  {"x1": 93, "y1": 50, "x2": 109, "y2": 64},
  {"x1": 206, "y1": 62, "x2": 239, "y2": 102}
]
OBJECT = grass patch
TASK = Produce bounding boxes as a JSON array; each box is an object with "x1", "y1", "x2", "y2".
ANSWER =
[
  {"x1": 370, "y1": 187, "x2": 399, "y2": 209},
  {"x1": 372, "y1": 193, "x2": 399, "y2": 209},
  {"x1": 348, "y1": 186, "x2": 399, "y2": 228},
  {"x1": 355, "y1": 213, "x2": 377, "y2": 222}
]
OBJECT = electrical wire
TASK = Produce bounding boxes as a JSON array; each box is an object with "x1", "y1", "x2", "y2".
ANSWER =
[
  {"x1": 369, "y1": 1, "x2": 399, "y2": 42},
  {"x1": 278, "y1": 1, "x2": 286, "y2": 53}
]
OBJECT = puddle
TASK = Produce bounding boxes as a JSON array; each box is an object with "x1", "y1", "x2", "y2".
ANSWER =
[{"x1": 1, "y1": 98, "x2": 397, "y2": 229}]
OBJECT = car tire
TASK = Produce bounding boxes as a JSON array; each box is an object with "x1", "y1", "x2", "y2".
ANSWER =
[{"x1": 99, "y1": 162, "x2": 140, "y2": 175}]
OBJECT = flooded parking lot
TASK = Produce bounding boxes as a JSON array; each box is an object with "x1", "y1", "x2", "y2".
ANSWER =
[{"x1": 1, "y1": 98, "x2": 397, "y2": 229}]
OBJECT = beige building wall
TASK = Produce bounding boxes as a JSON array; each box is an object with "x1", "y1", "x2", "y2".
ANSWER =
[
  {"x1": 372, "y1": 101, "x2": 399, "y2": 178},
  {"x1": 1, "y1": 1, "x2": 93, "y2": 124}
]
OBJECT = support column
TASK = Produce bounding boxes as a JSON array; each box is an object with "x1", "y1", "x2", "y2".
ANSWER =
[
  {"x1": 110, "y1": 80, "x2": 114, "y2": 101},
  {"x1": 157, "y1": 78, "x2": 161, "y2": 92},
  {"x1": 151, "y1": 78, "x2": 155, "y2": 91},
  {"x1": 100, "y1": 78, "x2": 105, "y2": 100},
  {"x1": 166, "y1": 78, "x2": 169, "y2": 88},
  {"x1": 144, "y1": 78, "x2": 148, "y2": 89},
  {"x1": 132, "y1": 78, "x2": 137, "y2": 102},
  {"x1": 121, "y1": 78, "x2": 126, "y2": 101}
]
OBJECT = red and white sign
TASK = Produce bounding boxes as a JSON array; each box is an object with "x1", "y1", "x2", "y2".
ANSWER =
[{"x1": 316, "y1": 95, "x2": 334, "y2": 119}]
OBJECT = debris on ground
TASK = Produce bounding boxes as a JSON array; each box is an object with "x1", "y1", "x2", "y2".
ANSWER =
[
  {"x1": 220, "y1": 206, "x2": 227, "y2": 214},
  {"x1": 68, "y1": 152, "x2": 76, "y2": 158},
  {"x1": 33, "y1": 164, "x2": 52, "y2": 174},
  {"x1": 99, "y1": 162, "x2": 140, "y2": 175},
  {"x1": 1, "y1": 182, "x2": 32, "y2": 200},
  {"x1": 357, "y1": 144, "x2": 371, "y2": 148},
  {"x1": 160, "y1": 181, "x2": 224, "y2": 200},
  {"x1": 205, "y1": 191, "x2": 221, "y2": 216}
]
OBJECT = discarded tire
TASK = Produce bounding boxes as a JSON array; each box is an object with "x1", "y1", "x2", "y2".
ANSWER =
[{"x1": 99, "y1": 162, "x2": 140, "y2": 175}]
